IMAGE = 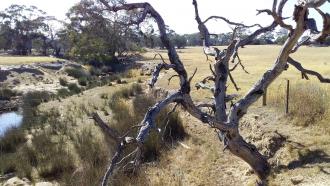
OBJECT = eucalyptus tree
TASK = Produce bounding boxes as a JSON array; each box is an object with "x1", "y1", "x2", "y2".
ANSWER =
[
  {"x1": 0, "y1": 5, "x2": 55, "y2": 55},
  {"x1": 64, "y1": 0, "x2": 142, "y2": 63}
]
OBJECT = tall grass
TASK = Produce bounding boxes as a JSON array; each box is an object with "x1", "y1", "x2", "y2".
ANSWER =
[
  {"x1": 0, "y1": 108, "x2": 76, "y2": 182},
  {"x1": 0, "y1": 84, "x2": 184, "y2": 184},
  {"x1": 69, "y1": 128, "x2": 109, "y2": 186},
  {"x1": 109, "y1": 85, "x2": 185, "y2": 162},
  {"x1": 0, "y1": 127, "x2": 26, "y2": 153},
  {"x1": 268, "y1": 82, "x2": 329, "y2": 126}
]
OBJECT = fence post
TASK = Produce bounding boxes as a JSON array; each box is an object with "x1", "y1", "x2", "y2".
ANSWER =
[
  {"x1": 262, "y1": 88, "x2": 267, "y2": 106},
  {"x1": 286, "y1": 79, "x2": 290, "y2": 114}
]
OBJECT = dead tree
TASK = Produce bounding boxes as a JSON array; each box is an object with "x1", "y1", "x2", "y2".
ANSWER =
[{"x1": 93, "y1": 0, "x2": 330, "y2": 185}]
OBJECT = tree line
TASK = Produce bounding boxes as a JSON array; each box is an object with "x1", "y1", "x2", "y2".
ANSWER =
[{"x1": 0, "y1": 1, "x2": 329, "y2": 65}]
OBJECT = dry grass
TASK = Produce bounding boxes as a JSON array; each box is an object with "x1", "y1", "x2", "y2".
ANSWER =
[
  {"x1": 0, "y1": 56, "x2": 61, "y2": 65},
  {"x1": 269, "y1": 82, "x2": 330, "y2": 126},
  {"x1": 143, "y1": 46, "x2": 330, "y2": 102}
]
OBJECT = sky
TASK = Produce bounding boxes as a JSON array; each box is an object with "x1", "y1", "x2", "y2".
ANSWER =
[{"x1": 0, "y1": 0, "x2": 329, "y2": 34}]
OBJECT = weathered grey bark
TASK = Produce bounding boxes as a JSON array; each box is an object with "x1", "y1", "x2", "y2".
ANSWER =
[{"x1": 94, "y1": 0, "x2": 330, "y2": 185}]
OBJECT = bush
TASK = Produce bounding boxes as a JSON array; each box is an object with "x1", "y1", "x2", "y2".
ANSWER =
[
  {"x1": 59, "y1": 78, "x2": 68, "y2": 86},
  {"x1": 71, "y1": 129, "x2": 108, "y2": 185},
  {"x1": 23, "y1": 91, "x2": 54, "y2": 108},
  {"x1": 0, "y1": 153, "x2": 18, "y2": 175},
  {"x1": 116, "y1": 79, "x2": 123, "y2": 84},
  {"x1": 111, "y1": 84, "x2": 143, "y2": 100},
  {"x1": 21, "y1": 91, "x2": 54, "y2": 129},
  {"x1": 108, "y1": 74, "x2": 121, "y2": 82},
  {"x1": 57, "y1": 88, "x2": 71, "y2": 98},
  {"x1": 0, "y1": 88, "x2": 17, "y2": 100},
  {"x1": 0, "y1": 127, "x2": 26, "y2": 153},
  {"x1": 131, "y1": 83, "x2": 143, "y2": 95},
  {"x1": 68, "y1": 83, "x2": 81, "y2": 94},
  {"x1": 33, "y1": 133, "x2": 75, "y2": 180},
  {"x1": 65, "y1": 67, "x2": 87, "y2": 79},
  {"x1": 78, "y1": 77, "x2": 88, "y2": 86},
  {"x1": 89, "y1": 66, "x2": 102, "y2": 76},
  {"x1": 124, "y1": 69, "x2": 139, "y2": 78},
  {"x1": 269, "y1": 82, "x2": 329, "y2": 126}
]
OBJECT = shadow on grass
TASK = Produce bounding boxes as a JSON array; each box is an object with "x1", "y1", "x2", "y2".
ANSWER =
[{"x1": 287, "y1": 149, "x2": 330, "y2": 170}]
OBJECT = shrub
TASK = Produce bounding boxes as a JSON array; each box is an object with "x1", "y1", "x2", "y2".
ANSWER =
[
  {"x1": 78, "y1": 77, "x2": 88, "y2": 86},
  {"x1": 32, "y1": 133, "x2": 75, "y2": 180},
  {"x1": 22, "y1": 91, "x2": 54, "y2": 129},
  {"x1": 269, "y1": 82, "x2": 329, "y2": 126},
  {"x1": 0, "y1": 88, "x2": 17, "y2": 100},
  {"x1": 0, "y1": 127, "x2": 26, "y2": 153},
  {"x1": 108, "y1": 74, "x2": 121, "y2": 82},
  {"x1": 72, "y1": 128, "x2": 108, "y2": 185},
  {"x1": 116, "y1": 79, "x2": 123, "y2": 84},
  {"x1": 65, "y1": 67, "x2": 87, "y2": 79},
  {"x1": 111, "y1": 84, "x2": 143, "y2": 100},
  {"x1": 68, "y1": 83, "x2": 81, "y2": 94},
  {"x1": 0, "y1": 153, "x2": 18, "y2": 175},
  {"x1": 59, "y1": 78, "x2": 68, "y2": 87},
  {"x1": 89, "y1": 66, "x2": 102, "y2": 76},
  {"x1": 57, "y1": 88, "x2": 71, "y2": 98},
  {"x1": 23, "y1": 91, "x2": 53, "y2": 108},
  {"x1": 131, "y1": 83, "x2": 143, "y2": 95},
  {"x1": 124, "y1": 69, "x2": 139, "y2": 78}
]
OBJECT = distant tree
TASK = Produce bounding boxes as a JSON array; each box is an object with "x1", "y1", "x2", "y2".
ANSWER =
[
  {"x1": 252, "y1": 31, "x2": 275, "y2": 45},
  {"x1": 185, "y1": 33, "x2": 202, "y2": 46},
  {"x1": 172, "y1": 34, "x2": 187, "y2": 48},
  {"x1": 218, "y1": 32, "x2": 233, "y2": 45},
  {"x1": 64, "y1": 0, "x2": 140, "y2": 63},
  {"x1": 275, "y1": 28, "x2": 289, "y2": 45},
  {"x1": 0, "y1": 5, "x2": 55, "y2": 55}
]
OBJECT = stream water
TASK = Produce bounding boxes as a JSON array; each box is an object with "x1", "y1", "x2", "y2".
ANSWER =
[{"x1": 0, "y1": 111, "x2": 23, "y2": 136}]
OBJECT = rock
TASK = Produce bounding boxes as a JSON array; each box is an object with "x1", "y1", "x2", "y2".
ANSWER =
[
  {"x1": 252, "y1": 114, "x2": 260, "y2": 120},
  {"x1": 21, "y1": 178, "x2": 31, "y2": 184},
  {"x1": 291, "y1": 175, "x2": 304, "y2": 185},
  {"x1": 35, "y1": 182, "x2": 58, "y2": 186},
  {"x1": 244, "y1": 169, "x2": 254, "y2": 176},
  {"x1": 3, "y1": 177, "x2": 28, "y2": 186},
  {"x1": 2, "y1": 177, "x2": 58, "y2": 186}
]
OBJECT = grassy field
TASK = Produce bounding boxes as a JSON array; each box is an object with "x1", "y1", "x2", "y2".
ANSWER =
[
  {"x1": 0, "y1": 56, "x2": 61, "y2": 65},
  {"x1": 143, "y1": 45, "x2": 330, "y2": 102}
]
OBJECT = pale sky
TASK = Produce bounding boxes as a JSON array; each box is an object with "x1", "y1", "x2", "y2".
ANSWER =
[{"x1": 0, "y1": 0, "x2": 329, "y2": 34}]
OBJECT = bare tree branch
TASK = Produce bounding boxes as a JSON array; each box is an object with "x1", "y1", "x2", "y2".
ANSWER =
[
  {"x1": 92, "y1": 112, "x2": 120, "y2": 141},
  {"x1": 167, "y1": 75, "x2": 179, "y2": 85},
  {"x1": 288, "y1": 57, "x2": 330, "y2": 83},
  {"x1": 149, "y1": 63, "x2": 176, "y2": 88},
  {"x1": 313, "y1": 8, "x2": 330, "y2": 43},
  {"x1": 228, "y1": 72, "x2": 241, "y2": 91},
  {"x1": 203, "y1": 16, "x2": 262, "y2": 28}
]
